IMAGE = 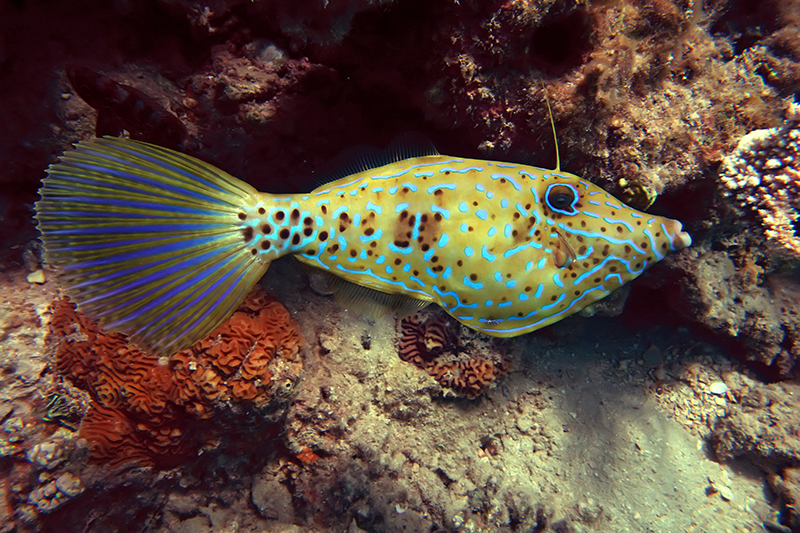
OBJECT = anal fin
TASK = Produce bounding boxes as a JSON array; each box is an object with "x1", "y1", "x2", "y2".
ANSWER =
[
  {"x1": 328, "y1": 275, "x2": 431, "y2": 320},
  {"x1": 295, "y1": 259, "x2": 430, "y2": 319}
]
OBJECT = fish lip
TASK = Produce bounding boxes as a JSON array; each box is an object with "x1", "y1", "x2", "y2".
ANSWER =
[{"x1": 672, "y1": 221, "x2": 692, "y2": 250}]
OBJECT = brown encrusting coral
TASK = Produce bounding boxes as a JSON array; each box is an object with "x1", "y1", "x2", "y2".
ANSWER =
[
  {"x1": 49, "y1": 286, "x2": 304, "y2": 467},
  {"x1": 399, "y1": 312, "x2": 508, "y2": 399}
]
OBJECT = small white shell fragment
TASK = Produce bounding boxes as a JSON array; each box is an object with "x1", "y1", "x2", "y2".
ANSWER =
[
  {"x1": 719, "y1": 485, "x2": 734, "y2": 502},
  {"x1": 709, "y1": 381, "x2": 728, "y2": 395},
  {"x1": 26, "y1": 269, "x2": 46, "y2": 284}
]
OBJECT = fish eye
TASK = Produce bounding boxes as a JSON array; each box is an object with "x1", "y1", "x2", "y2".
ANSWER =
[{"x1": 545, "y1": 184, "x2": 579, "y2": 215}]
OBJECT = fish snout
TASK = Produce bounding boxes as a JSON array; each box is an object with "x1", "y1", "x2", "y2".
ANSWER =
[{"x1": 667, "y1": 219, "x2": 692, "y2": 251}]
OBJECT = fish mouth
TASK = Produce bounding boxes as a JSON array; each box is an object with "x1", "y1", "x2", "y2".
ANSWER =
[{"x1": 668, "y1": 220, "x2": 692, "y2": 251}]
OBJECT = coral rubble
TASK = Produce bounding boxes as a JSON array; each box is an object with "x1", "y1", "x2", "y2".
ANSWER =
[
  {"x1": 721, "y1": 106, "x2": 800, "y2": 262},
  {"x1": 711, "y1": 380, "x2": 800, "y2": 529},
  {"x1": 49, "y1": 286, "x2": 304, "y2": 468}
]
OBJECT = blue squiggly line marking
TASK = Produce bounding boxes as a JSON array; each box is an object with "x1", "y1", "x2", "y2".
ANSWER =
[
  {"x1": 439, "y1": 166, "x2": 483, "y2": 174},
  {"x1": 360, "y1": 229, "x2": 383, "y2": 243},
  {"x1": 412, "y1": 212, "x2": 421, "y2": 240},
  {"x1": 491, "y1": 173, "x2": 522, "y2": 190},
  {"x1": 558, "y1": 224, "x2": 646, "y2": 254},
  {"x1": 430, "y1": 205, "x2": 450, "y2": 219},
  {"x1": 389, "y1": 243, "x2": 412, "y2": 255},
  {"x1": 463, "y1": 276, "x2": 483, "y2": 289},
  {"x1": 604, "y1": 217, "x2": 634, "y2": 232},
  {"x1": 643, "y1": 228, "x2": 664, "y2": 260},
  {"x1": 427, "y1": 183, "x2": 457, "y2": 194}
]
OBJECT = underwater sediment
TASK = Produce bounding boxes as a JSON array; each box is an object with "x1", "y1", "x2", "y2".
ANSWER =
[{"x1": 1, "y1": 0, "x2": 799, "y2": 531}]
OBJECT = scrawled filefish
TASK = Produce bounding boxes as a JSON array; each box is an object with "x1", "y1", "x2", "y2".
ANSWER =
[{"x1": 35, "y1": 136, "x2": 691, "y2": 356}]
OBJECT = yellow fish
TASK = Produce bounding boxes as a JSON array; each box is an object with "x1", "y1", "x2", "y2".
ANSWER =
[{"x1": 35, "y1": 135, "x2": 690, "y2": 356}]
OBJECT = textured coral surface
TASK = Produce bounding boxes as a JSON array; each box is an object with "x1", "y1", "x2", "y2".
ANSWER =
[
  {"x1": 721, "y1": 111, "x2": 800, "y2": 261},
  {"x1": 399, "y1": 311, "x2": 508, "y2": 398},
  {"x1": 49, "y1": 287, "x2": 304, "y2": 468}
]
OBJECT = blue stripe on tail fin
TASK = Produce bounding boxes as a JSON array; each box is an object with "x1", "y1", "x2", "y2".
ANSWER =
[{"x1": 35, "y1": 136, "x2": 270, "y2": 356}]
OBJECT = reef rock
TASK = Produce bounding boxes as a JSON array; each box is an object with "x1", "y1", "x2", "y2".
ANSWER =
[{"x1": 721, "y1": 105, "x2": 800, "y2": 263}]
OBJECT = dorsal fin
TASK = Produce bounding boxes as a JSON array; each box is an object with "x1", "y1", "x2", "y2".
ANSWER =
[{"x1": 312, "y1": 132, "x2": 439, "y2": 188}]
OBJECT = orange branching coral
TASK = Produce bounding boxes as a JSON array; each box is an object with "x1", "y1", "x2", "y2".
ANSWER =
[
  {"x1": 399, "y1": 313, "x2": 507, "y2": 399},
  {"x1": 49, "y1": 286, "x2": 304, "y2": 468}
]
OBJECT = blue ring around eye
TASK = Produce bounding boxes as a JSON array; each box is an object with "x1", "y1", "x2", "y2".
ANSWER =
[{"x1": 544, "y1": 183, "x2": 580, "y2": 215}]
